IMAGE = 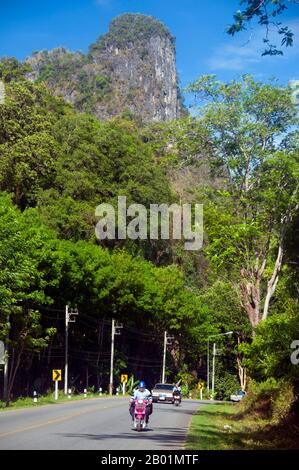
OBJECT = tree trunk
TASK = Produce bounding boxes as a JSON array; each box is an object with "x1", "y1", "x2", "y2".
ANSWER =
[
  {"x1": 7, "y1": 343, "x2": 25, "y2": 403},
  {"x1": 169, "y1": 339, "x2": 181, "y2": 370},
  {"x1": 237, "y1": 359, "x2": 247, "y2": 391},
  {"x1": 261, "y1": 205, "x2": 298, "y2": 321},
  {"x1": 237, "y1": 336, "x2": 247, "y2": 391},
  {"x1": 262, "y1": 226, "x2": 286, "y2": 321},
  {"x1": 240, "y1": 270, "x2": 261, "y2": 330},
  {"x1": 262, "y1": 269, "x2": 281, "y2": 321}
]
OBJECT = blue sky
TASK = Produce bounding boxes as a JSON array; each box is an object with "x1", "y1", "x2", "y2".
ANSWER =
[{"x1": 1, "y1": 0, "x2": 298, "y2": 88}]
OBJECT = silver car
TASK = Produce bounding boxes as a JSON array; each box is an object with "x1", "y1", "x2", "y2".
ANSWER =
[
  {"x1": 230, "y1": 390, "x2": 246, "y2": 402},
  {"x1": 152, "y1": 383, "x2": 175, "y2": 403}
]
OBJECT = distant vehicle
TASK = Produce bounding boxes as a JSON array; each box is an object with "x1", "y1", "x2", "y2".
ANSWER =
[
  {"x1": 173, "y1": 390, "x2": 181, "y2": 406},
  {"x1": 230, "y1": 390, "x2": 246, "y2": 402},
  {"x1": 152, "y1": 383, "x2": 175, "y2": 403}
]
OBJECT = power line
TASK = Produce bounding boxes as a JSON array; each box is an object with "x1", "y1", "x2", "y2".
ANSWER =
[
  {"x1": 126, "y1": 362, "x2": 162, "y2": 368},
  {"x1": 40, "y1": 308, "x2": 164, "y2": 342}
]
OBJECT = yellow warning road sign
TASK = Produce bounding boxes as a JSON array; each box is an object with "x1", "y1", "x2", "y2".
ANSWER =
[
  {"x1": 198, "y1": 382, "x2": 204, "y2": 390},
  {"x1": 121, "y1": 374, "x2": 128, "y2": 384},
  {"x1": 52, "y1": 369, "x2": 62, "y2": 381}
]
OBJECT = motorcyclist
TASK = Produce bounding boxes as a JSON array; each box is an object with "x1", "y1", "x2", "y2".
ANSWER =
[
  {"x1": 173, "y1": 383, "x2": 181, "y2": 393},
  {"x1": 129, "y1": 380, "x2": 153, "y2": 424},
  {"x1": 173, "y1": 383, "x2": 182, "y2": 401}
]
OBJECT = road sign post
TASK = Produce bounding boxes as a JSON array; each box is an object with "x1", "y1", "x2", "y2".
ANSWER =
[
  {"x1": 121, "y1": 374, "x2": 128, "y2": 395},
  {"x1": 198, "y1": 382, "x2": 204, "y2": 400},
  {"x1": 52, "y1": 369, "x2": 62, "y2": 400},
  {"x1": 54, "y1": 380, "x2": 58, "y2": 401},
  {"x1": 52, "y1": 369, "x2": 62, "y2": 381}
]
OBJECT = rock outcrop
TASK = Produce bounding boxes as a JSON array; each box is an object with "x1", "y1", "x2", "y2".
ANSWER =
[{"x1": 26, "y1": 14, "x2": 182, "y2": 122}]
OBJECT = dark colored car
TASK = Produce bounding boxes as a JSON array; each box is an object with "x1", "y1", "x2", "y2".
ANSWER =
[{"x1": 151, "y1": 383, "x2": 175, "y2": 403}]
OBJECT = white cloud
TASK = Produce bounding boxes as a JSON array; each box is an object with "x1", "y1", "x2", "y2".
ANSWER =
[{"x1": 207, "y1": 43, "x2": 262, "y2": 71}]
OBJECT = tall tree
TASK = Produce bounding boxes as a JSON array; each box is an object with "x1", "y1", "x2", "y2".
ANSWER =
[
  {"x1": 0, "y1": 194, "x2": 59, "y2": 401},
  {"x1": 186, "y1": 75, "x2": 299, "y2": 331}
]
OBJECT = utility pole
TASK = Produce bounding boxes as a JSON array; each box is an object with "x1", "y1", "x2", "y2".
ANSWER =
[
  {"x1": 64, "y1": 306, "x2": 79, "y2": 395},
  {"x1": 109, "y1": 319, "x2": 123, "y2": 395},
  {"x1": 207, "y1": 339, "x2": 210, "y2": 392},
  {"x1": 162, "y1": 331, "x2": 167, "y2": 384},
  {"x1": 162, "y1": 331, "x2": 174, "y2": 383},
  {"x1": 64, "y1": 305, "x2": 69, "y2": 396},
  {"x1": 211, "y1": 342, "x2": 216, "y2": 397},
  {"x1": 3, "y1": 314, "x2": 10, "y2": 403},
  {"x1": 109, "y1": 319, "x2": 115, "y2": 396},
  {"x1": 3, "y1": 345, "x2": 8, "y2": 403},
  {"x1": 208, "y1": 331, "x2": 233, "y2": 398}
]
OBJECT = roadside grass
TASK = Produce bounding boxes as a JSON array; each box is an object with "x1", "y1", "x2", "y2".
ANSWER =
[
  {"x1": 186, "y1": 403, "x2": 299, "y2": 450},
  {"x1": 0, "y1": 391, "x2": 125, "y2": 411}
]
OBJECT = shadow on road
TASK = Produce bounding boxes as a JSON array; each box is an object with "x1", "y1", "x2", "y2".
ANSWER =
[
  {"x1": 59, "y1": 426, "x2": 188, "y2": 449},
  {"x1": 154, "y1": 406, "x2": 196, "y2": 416}
]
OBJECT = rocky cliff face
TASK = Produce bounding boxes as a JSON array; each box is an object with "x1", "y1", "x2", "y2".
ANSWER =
[{"x1": 26, "y1": 14, "x2": 182, "y2": 122}]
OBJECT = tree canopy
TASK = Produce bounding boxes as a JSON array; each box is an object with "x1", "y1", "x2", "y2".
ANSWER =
[{"x1": 228, "y1": 0, "x2": 298, "y2": 56}]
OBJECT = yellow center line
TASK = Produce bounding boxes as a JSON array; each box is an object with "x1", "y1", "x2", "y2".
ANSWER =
[{"x1": 0, "y1": 401, "x2": 125, "y2": 439}]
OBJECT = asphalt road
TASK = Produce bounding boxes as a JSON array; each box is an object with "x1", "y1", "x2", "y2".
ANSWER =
[{"x1": 0, "y1": 397, "x2": 203, "y2": 450}]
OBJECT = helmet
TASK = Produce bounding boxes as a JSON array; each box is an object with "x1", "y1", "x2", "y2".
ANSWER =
[{"x1": 138, "y1": 381, "x2": 146, "y2": 388}]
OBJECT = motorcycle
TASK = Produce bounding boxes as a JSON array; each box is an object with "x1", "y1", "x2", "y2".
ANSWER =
[
  {"x1": 132, "y1": 397, "x2": 151, "y2": 431},
  {"x1": 173, "y1": 391, "x2": 181, "y2": 406}
]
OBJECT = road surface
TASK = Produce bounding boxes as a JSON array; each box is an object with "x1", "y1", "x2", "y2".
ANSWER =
[{"x1": 0, "y1": 397, "x2": 203, "y2": 450}]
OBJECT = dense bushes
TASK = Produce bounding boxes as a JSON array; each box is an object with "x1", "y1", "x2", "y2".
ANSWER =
[
  {"x1": 238, "y1": 311, "x2": 299, "y2": 424},
  {"x1": 215, "y1": 373, "x2": 240, "y2": 401},
  {"x1": 241, "y1": 311, "x2": 299, "y2": 383},
  {"x1": 0, "y1": 70, "x2": 173, "y2": 251},
  {"x1": 238, "y1": 378, "x2": 296, "y2": 424},
  {"x1": 0, "y1": 192, "x2": 212, "y2": 397}
]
